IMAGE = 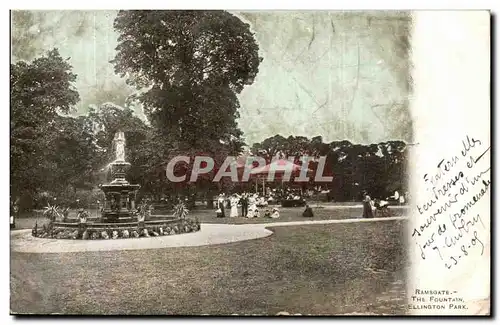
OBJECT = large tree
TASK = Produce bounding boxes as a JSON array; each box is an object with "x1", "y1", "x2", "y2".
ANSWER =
[
  {"x1": 37, "y1": 115, "x2": 101, "y2": 206},
  {"x1": 11, "y1": 48, "x2": 79, "y2": 127},
  {"x1": 111, "y1": 10, "x2": 262, "y2": 154},
  {"x1": 11, "y1": 49, "x2": 80, "y2": 205}
]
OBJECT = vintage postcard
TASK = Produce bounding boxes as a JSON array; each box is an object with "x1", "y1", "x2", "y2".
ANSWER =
[{"x1": 9, "y1": 10, "x2": 490, "y2": 316}]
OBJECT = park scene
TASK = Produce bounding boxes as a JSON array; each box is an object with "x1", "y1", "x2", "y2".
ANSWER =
[{"x1": 11, "y1": 10, "x2": 411, "y2": 315}]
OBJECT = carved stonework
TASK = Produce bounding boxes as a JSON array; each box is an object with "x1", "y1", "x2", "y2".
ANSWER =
[
  {"x1": 111, "y1": 162, "x2": 130, "y2": 182},
  {"x1": 99, "y1": 132, "x2": 141, "y2": 223}
]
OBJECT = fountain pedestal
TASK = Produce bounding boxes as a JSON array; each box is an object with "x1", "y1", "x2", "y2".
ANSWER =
[
  {"x1": 99, "y1": 132, "x2": 141, "y2": 223},
  {"x1": 100, "y1": 162, "x2": 140, "y2": 223}
]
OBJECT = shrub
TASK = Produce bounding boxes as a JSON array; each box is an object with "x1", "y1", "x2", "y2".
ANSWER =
[
  {"x1": 43, "y1": 203, "x2": 61, "y2": 222},
  {"x1": 56, "y1": 187, "x2": 103, "y2": 208},
  {"x1": 173, "y1": 202, "x2": 189, "y2": 219}
]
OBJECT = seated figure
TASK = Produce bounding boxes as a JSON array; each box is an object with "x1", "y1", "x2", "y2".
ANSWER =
[
  {"x1": 257, "y1": 197, "x2": 268, "y2": 207},
  {"x1": 270, "y1": 208, "x2": 280, "y2": 219},
  {"x1": 302, "y1": 205, "x2": 314, "y2": 218}
]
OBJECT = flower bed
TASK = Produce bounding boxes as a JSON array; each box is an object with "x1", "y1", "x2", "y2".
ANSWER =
[{"x1": 31, "y1": 218, "x2": 201, "y2": 240}]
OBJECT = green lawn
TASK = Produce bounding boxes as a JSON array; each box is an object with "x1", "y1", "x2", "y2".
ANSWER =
[
  {"x1": 13, "y1": 205, "x2": 408, "y2": 229},
  {"x1": 194, "y1": 206, "x2": 407, "y2": 224},
  {"x1": 11, "y1": 220, "x2": 408, "y2": 315}
]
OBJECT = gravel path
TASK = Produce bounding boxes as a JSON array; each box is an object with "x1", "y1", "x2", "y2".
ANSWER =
[{"x1": 11, "y1": 216, "x2": 407, "y2": 253}]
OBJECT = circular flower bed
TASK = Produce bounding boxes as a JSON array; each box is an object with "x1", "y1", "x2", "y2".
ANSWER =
[{"x1": 32, "y1": 218, "x2": 201, "y2": 240}]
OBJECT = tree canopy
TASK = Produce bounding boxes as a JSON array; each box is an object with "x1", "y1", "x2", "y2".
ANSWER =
[
  {"x1": 111, "y1": 10, "x2": 261, "y2": 154},
  {"x1": 251, "y1": 135, "x2": 408, "y2": 201},
  {"x1": 11, "y1": 49, "x2": 81, "y2": 205},
  {"x1": 112, "y1": 10, "x2": 261, "y2": 93}
]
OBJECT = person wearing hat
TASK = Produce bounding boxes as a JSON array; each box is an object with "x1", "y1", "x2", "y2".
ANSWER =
[
  {"x1": 362, "y1": 191, "x2": 375, "y2": 219},
  {"x1": 216, "y1": 194, "x2": 226, "y2": 218},
  {"x1": 247, "y1": 193, "x2": 258, "y2": 218},
  {"x1": 239, "y1": 192, "x2": 249, "y2": 218},
  {"x1": 229, "y1": 193, "x2": 240, "y2": 218}
]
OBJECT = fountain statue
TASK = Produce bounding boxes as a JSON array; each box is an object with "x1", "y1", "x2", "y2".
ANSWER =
[
  {"x1": 114, "y1": 131, "x2": 126, "y2": 162},
  {"x1": 99, "y1": 131, "x2": 140, "y2": 222}
]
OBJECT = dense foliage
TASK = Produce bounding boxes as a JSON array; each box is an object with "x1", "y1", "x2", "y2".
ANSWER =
[
  {"x1": 251, "y1": 135, "x2": 408, "y2": 201},
  {"x1": 11, "y1": 49, "x2": 82, "y2": 209}
]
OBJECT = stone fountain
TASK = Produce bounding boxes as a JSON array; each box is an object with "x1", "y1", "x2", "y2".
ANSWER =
[
  {"x1": 31, "y1": 130, "x2": 201, "y2": 240},
  {"x1": 99, "y1": 131, "x2": 140, "y2": 223}
]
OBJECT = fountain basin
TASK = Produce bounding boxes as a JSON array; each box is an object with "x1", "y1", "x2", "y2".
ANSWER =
[{"x1": 33, "y1": 217, "x2": 201, "y2": 240}]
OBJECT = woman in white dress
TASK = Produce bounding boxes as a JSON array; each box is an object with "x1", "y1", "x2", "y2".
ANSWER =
[
  {"x1": 230, "y1": 194, "x2": 240, "y2": 218},
  {"x1": 247, "y1": 194, "x2": 257, "y2": 218}
]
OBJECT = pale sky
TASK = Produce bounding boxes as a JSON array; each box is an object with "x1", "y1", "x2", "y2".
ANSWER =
[{"x1": 11, "y1": 10, "x2": 412, "y2": 145}]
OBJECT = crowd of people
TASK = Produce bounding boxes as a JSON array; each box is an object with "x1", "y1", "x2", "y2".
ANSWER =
[
  {"x1": 213, "y1": 191, "x2": 316, "y2": 220},
  {"x1": 283, "y1": 189, "x2": 304, "y2": 201},
  {"x1": 214, "y1": 192, "x2": 280, "y2": 219}
]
